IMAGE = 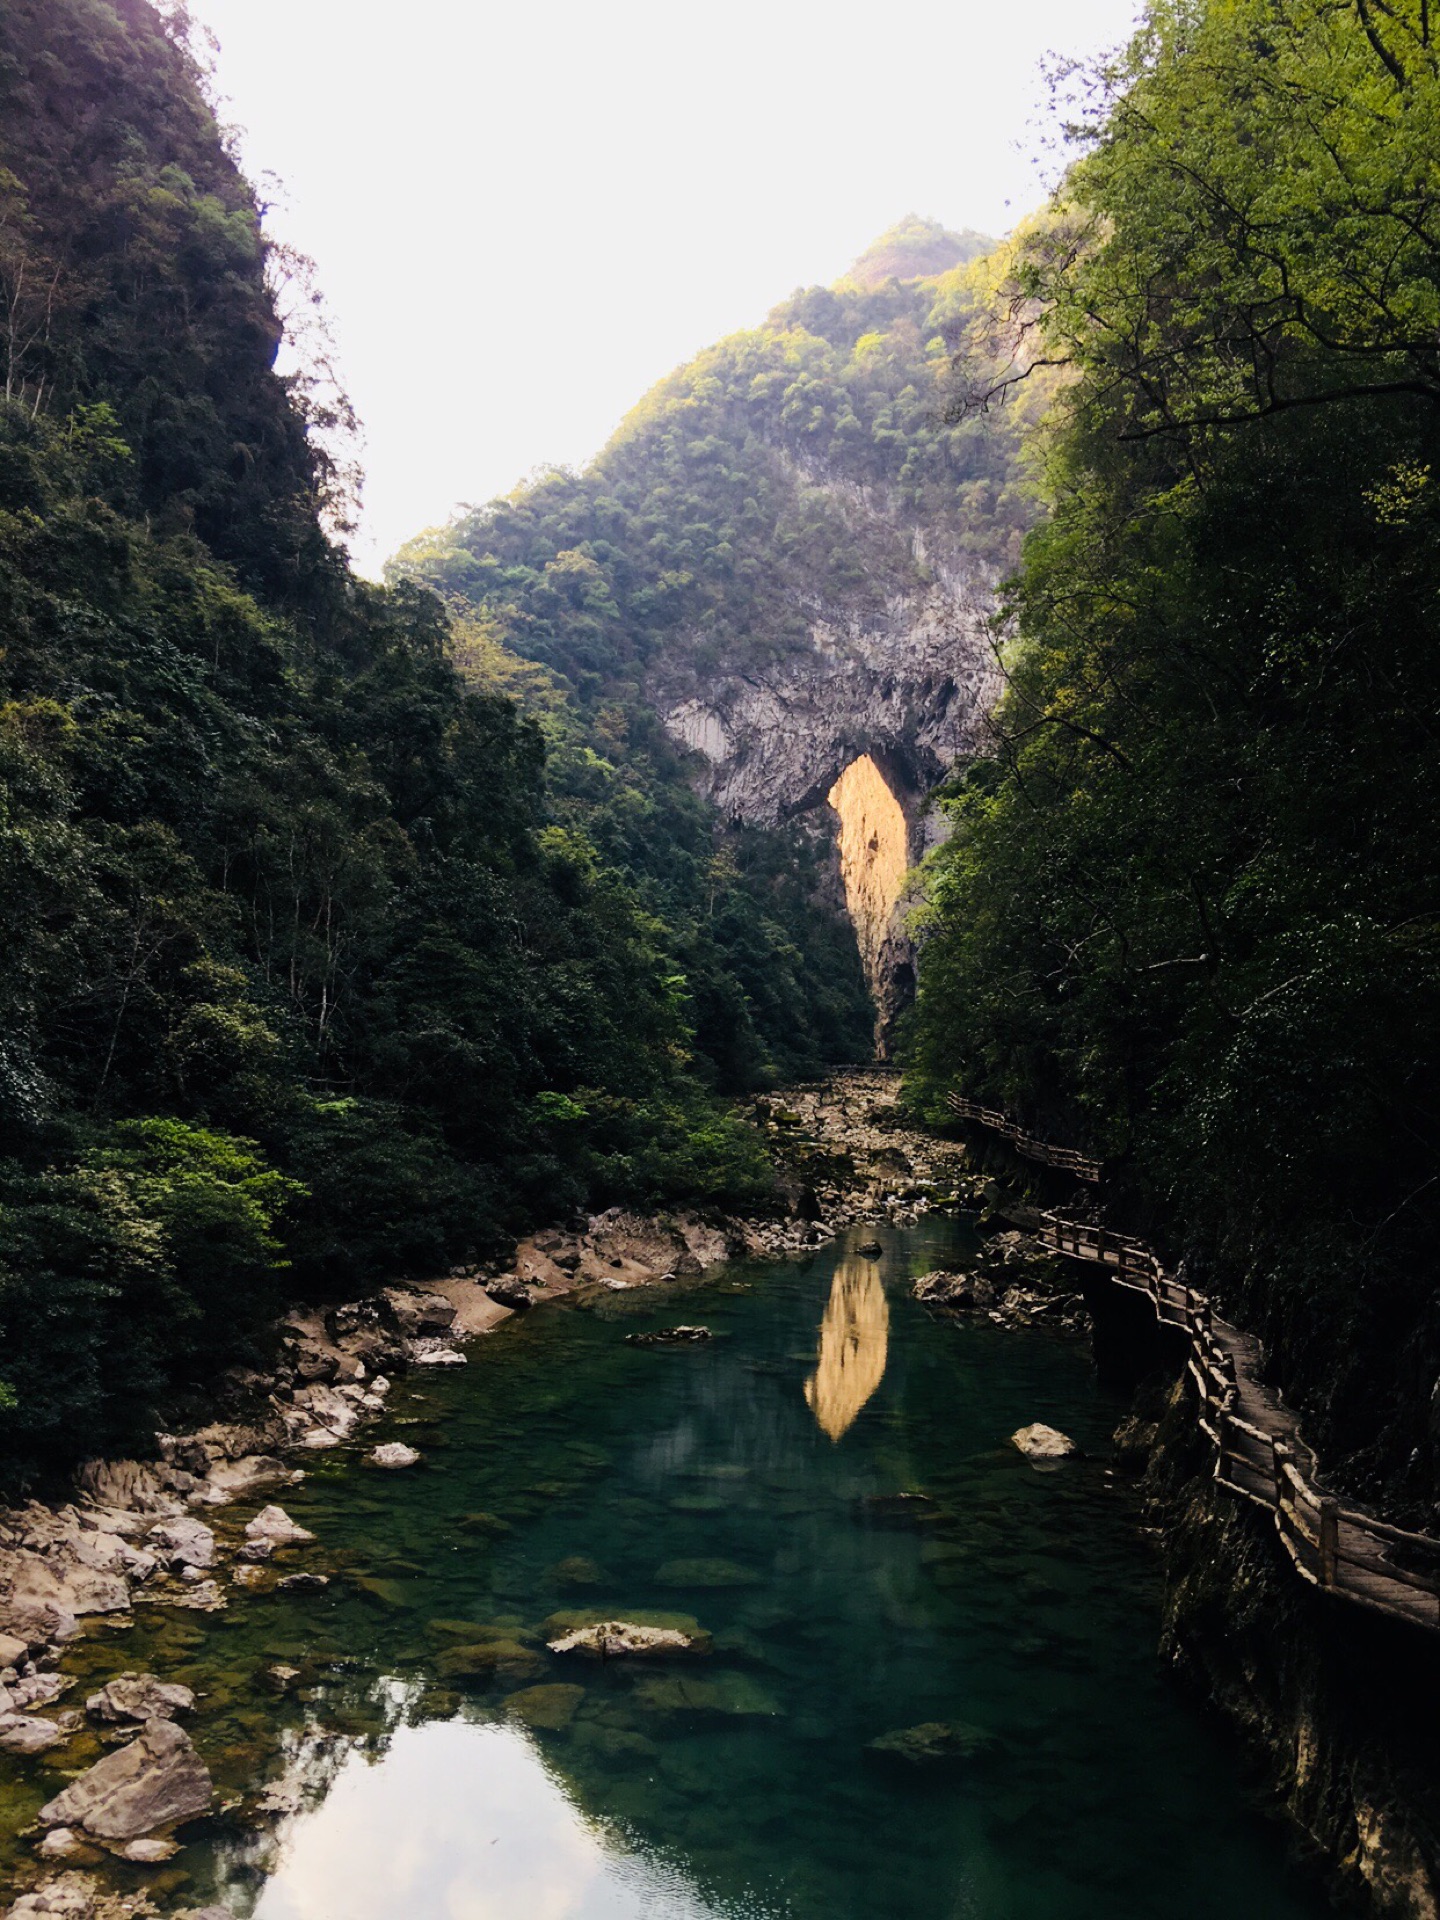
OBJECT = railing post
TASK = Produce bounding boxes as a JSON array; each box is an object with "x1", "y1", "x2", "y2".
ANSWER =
[
  {"x1": 1319, "y1": 1501, "x2": 1339, "y2": 1588},
  {"x1": 1272, "y1": 1439, "x2": 1290, "y2": 1511}
]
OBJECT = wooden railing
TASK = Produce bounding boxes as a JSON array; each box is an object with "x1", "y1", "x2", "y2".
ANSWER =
[
  {"x1": 945, "y1": 1091, "x2": 1440, "y2": 1633},
  {"x1": 945, "y1": 1094, "x2": 1103, "y2": 1182},
  {"x1": 1034, "y1": 1212, "x2": 1440, "y2": 1633}
]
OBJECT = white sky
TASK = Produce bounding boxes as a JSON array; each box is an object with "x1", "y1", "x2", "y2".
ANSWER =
[{"x1": 186, "y1": 0, "x2": 1142, "y2": 575}]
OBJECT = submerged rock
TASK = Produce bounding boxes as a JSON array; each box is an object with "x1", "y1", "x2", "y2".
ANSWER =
[
  {"x1": 368, "y1": 1443, "x2": 422, "y2": 1469},
  {"x1": 38, "y1": 1716, "x2": 213, "y2": 1841},
  {"x1": 632, "y1": 1671, "x2": 782, "y2": 1717},
  {"x1": 1011, "y1": 1423, "x2": 1077, "y2": 1462},
  {"x1": 654, "y1": 1557, "x2": 760, "y2": 1588},
  {"x1": 625, "y1": 1325, "x2": 712, "y2": 1346},
  {"x1": 504, "y1": 1682, "x2": 584, "y2": 1729},
  {"x1": 86, "y1": 1673, "x2": 194, "y2": 1724},
  {"x1": 547, "y1": 1619, "x2": 708, "y2": 1658},
  {"x1": 866, "y1": 1720, "x2": 999, "y2": 1766},
  {"x1": 438, "y1": 1638, "x2": 544, "y2": 1684},
  {"x1": 549, "y1": 1555, "x2": 606, "y2": 1588}
]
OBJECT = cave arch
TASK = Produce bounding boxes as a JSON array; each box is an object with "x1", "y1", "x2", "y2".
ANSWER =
[{"x1": 827, "y1": 754, "x2": 912, "y2": 1054}]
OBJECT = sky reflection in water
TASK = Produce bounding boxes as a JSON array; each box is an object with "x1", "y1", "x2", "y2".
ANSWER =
[{"x1": 253, "y1": 1714, "x2": 756, "y2": 1920}]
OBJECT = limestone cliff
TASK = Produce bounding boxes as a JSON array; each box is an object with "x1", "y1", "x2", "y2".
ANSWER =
[
  {"x1": 648, "y1": 494, "x2": 1000, "y2": 1046},
  {"x1": 394, "y1": 219, "x2": 1025, "y2": 1052}
]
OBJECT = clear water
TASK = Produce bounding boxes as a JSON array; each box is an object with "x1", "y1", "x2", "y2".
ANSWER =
[{"x1": 6, "y1": 1219, "x2": 1330, "y2": 1919}]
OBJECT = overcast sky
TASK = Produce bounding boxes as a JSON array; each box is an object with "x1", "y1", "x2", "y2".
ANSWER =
[{"x1": 186, "y1": 0, "x2": 1142, "y2": 574}]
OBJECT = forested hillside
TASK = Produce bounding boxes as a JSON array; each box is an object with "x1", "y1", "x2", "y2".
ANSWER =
[
  {"x1": 908, "y1": 0, "x2": 1440, "y2": 1517},
  {"x1": 391, "y1": 216, "x2": 1030, "y2": 1077},
  {"x1": 0, "y1": 0, "x2": 772, "y2": 1480}
]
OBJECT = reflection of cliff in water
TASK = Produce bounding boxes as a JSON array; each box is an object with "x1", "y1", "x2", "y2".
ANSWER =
[{"x1": 804, "y1": 1255, "x2": 890, "y2": 1441}]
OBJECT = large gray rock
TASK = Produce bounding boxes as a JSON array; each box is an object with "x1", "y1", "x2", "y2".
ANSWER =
[
  {"x1": 1011, "y1": 1423, "x2": 1077, "y2": 1462},
  {"x1": 0, "y1": 1547, "x2": 127, "y2": 1639},
  {"x1": 0, "y1": 1711, "x2": 66, "y2": 1754},
  {"x1": 146, "y1": 1516, "x2": 215, "y2": 1571},
  {"x1": 244, "y1": 1504, "x2": 313, "y2": 1549},
  {"x1": 86, "y1": 1673, "x2": 194, "y2": 1724},
  {"x1": 38, "y1": 1716, "x2": 213, "y2": 1840}
]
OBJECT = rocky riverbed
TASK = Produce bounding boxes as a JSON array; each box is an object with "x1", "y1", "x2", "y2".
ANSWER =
[{"x1": 0, "y1": 1068, "x2": 1091, "y2": 1918}]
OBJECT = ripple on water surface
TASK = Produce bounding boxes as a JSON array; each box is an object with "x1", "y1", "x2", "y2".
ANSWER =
[{"x1": 20, "y1": 1220, "x2": 1332, "y2": 1919}]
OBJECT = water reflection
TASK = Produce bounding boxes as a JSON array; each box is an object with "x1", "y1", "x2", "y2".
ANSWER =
[
  {"x1": 250, "y1": 1712, "x2": 754, "y2": 1920},
  {"x1": 803, "y1": 1254, "x2": 889, "y2": 1440}
]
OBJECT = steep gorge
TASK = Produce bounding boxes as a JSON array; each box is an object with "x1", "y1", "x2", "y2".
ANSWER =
[{"x1": 395, "y1": 220, "x2": 1023, "y2": 1058}]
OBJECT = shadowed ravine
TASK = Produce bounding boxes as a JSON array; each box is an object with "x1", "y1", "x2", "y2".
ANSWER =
[{"x1": 38, "y1": 1221, "x2": 1331, "y2": 1919}]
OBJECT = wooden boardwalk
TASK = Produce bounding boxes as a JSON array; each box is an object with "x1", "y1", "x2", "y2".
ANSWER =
[
  {"x1": 946, "y1": 1094, "x2": 1440, "y2": 1633},
  {"x1": 945, "y1": 1093, "x2": 1102, "y2": 1181}
]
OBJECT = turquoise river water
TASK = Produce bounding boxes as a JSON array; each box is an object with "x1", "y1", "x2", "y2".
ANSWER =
[{"x1": 4, "y1": 1217, "x2": 1334, "y2": 1919}]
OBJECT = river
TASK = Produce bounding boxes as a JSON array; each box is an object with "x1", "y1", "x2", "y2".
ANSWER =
[{"x1": 10, "y1": 1216, "x2": 1331, "y2": 1919}]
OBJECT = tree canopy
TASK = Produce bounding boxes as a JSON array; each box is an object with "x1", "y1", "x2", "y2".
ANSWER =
[{"x1": 907, "y1": 0, "x2": 1440, "y2": 1517}]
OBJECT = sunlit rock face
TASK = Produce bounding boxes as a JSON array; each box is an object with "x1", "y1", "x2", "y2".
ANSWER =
[
  {"x1": 804, "y1": 1255, "x2": 890, "y2": 1441},
  {"x1": 653, "y1": 541, "x2": 997, "y2": 832},
  {"x1": 650, "y1": 507, "x2": 999, "y2": 1049},
  {"x1": 828, "y1": 755, "x2": 910, "y2": 1051}
]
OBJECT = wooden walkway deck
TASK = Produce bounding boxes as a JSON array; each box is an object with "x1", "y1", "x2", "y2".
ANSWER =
[
  {"x1": 945, "y1": 1094, "x2": 1102, "y2": 1181},
  {"x1": 946, "y1": 1093, "x2": 1440, "y2": 1634}
]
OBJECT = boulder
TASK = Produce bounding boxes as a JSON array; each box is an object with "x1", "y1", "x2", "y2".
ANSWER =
[
  {"x1": 483, "y1": 1276, "x2": 532, "y2": 1312},
  {"x1": 855, "y1": 1240, "x2": 883, "y2": 1257},
  {"x1": 382, "y1": 1288, "x2": 456, "y2": 1336},
  {"x1": 38, "y1": 1716, "x2": 213, "y2": 1841},
  {"x1": 35, "y1": 1828, "x2": 92, "y2": 1862},
  {"x1": 146, "y1": 1517, "x2": 215, "y2": 1572},
  {"x1": 74, "y1": 1456, "x2": 184, "y2": 1515},
  {"x1": 10, "y1": 1670, "x2": 66, "y2": 1710},
  {"x1": 0, "y1": 1628, "x2": 28, "y2": 1666},
  {"x1": 86, "y1": 1673, "x2": 194, "y2": 1724},
  {"x1": 276, "y1": 1572, "x2": 329, "y2": 1593},
  {"x1": 368, "y1": 1443, "x2": 421, "y2": 1470},
  {"x1": 0, "y1": 1549, "x2": 124, "y2": 1639},
  {"x1": 1011, "y1": 1423, "x2": 1078, "y2": 1462},
  {"x1": 119, "y1": 1835, "x2": 180, "y2": 1862},
  {"x1": 409, "y1": 1344, "x2": 466, "y2": 1366},
  {"x1": 0, "y1": 1711, "x2": 66, "y2": 1754},
  {"x1": 547, "y1": 1619, "x2": 706, "y2": 1658},
  {"x1": 866, "y1": 1720, "x2": 999, "y2": 1766},
  {"x1": 244, "y1": 1505, "x2": 314, "y2": 1549},
  {"x1": 912, "y1": 1270, "x2": 996, "y2": 1310}
]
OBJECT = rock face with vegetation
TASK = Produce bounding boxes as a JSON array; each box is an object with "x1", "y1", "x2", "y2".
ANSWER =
[
  {"x1": 0, "y1": 0, "x2": 786, "y2": 1482},
  {"x1": 902, "y1": 0, "x2": 1440, "y2": 1907},
  {"x1": 907, "y1": 0, "x2": 1440, "y2": 1526},
  {"x1": 393, "y1": 214, "x2": 1028, "y2": 1051}
]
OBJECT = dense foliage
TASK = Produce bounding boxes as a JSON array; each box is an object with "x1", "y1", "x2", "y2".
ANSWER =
[
  {"x1": 0, "y1": 0, "x2": 772, "y2": 1480},
  {"x1": 392, "y1": 218, "x2": 1030, "y2": 1087},
  {"x1": 908, "y1": 0, "x2": 1440, "y2": 1514}
]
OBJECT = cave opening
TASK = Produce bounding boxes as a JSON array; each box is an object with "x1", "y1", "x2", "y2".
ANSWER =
[{"x1": 827, "y1": 753, "x2": 910, "y2": 1054}]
